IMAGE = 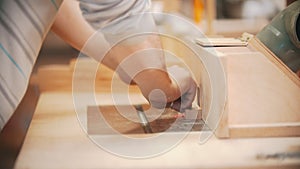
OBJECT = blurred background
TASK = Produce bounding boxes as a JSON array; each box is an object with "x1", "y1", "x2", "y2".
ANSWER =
[{"x1": 36, "y1": 0, "x2": 288, "y2": 70}]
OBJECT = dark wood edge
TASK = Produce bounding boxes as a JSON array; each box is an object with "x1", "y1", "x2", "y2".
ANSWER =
[{"x1": 0, "y1": 84, "x2": 40, "y2": 169}]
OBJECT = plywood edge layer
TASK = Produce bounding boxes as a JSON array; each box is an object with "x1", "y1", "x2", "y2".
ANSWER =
[
  {"x1": 214, "y1": 101, "x2": 229, "y2": 138},
  {"x1": 229, "y1": 123, "x2": 300, "y2": 138}
]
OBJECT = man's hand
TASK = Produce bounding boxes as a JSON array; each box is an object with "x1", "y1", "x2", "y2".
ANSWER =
[
  {"x1": 167, "y1": 65, "x2": 197, "y2": 112},
  {"x1": 113, "y1": 46, "x2": 197, "y2": 112},
  {"x1": 133, "y1": 65, "x2": 197, "y2": 112}
]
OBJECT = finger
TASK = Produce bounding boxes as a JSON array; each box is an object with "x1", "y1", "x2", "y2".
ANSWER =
[
  {"x1": 171, "y1": 80, "x2": 197, "y2": 112},
  {"x1": 170, "y1": 98, "x2": 181, "y2": 112},
  {"x1": 180, "y1": 81, "x2": 197, "y2": 110}
]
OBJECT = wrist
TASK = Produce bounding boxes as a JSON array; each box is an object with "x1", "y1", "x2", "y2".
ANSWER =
[{"x1": 134, "y1": 69, "x2": 181, "y2": 104}]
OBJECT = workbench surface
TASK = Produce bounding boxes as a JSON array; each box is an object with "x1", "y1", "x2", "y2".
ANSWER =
[{"x1": 15, "y1": 92, "x2": 300, "y2": 169}]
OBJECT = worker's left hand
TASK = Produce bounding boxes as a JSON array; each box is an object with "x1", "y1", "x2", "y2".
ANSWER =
[{"x1": 167, "y1": 65, "x2": 197, "y2": 112}]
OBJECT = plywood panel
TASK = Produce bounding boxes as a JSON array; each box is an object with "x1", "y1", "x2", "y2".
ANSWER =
[
  {"x1": 220, "y1": 48, "x2": 300, "y2": 138},
  {"x1": 226, "y1": 52, "x2": 300, "y2": 126}
]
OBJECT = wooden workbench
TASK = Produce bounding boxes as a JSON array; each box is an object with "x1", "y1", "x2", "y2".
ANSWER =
[{"x1": 15, "y1": 92, "x2": 300, "y2": 169}]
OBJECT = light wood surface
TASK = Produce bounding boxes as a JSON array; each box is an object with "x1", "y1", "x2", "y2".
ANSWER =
[
  {"x1": 15, "y1": 92, "x2": 300, "y2": 169},
  {"x1": 217, "y1": 38, "x2": 300, "y2": 138},
  {"x1": 35, "y1": 57, "x2": 141, "y2": 93}
]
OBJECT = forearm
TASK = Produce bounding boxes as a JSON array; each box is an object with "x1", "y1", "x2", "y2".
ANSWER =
[
  {"x1": 105, "y1": 34, "x2": 182, "y2": 103},
  {"x1": 51, "y1": 0, "x2": 183, "y2": 105},
  {"x1": 51, "y1": 0, "x2": 94, "y2": 51},
  {"x1": 51, "y1": 0, "x2": 115, "y2": 68},
  {"x1": 135, "y1": 69, "x2": 181, "y2": 104}
]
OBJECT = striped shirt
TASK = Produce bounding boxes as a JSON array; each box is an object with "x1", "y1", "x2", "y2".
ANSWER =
[
  {"x1": 0, "y1": 0, "x2": 63, "y2": 130},
  {"x1": 79, "y1": 0, "x2": 153, "y2": 45}
]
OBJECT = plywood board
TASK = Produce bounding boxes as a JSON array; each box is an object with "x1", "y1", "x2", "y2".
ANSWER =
[
  {"x1": 195, "y1": 38, "x2": 247, "y2": 47},
  {"x1": 221, "y1": 49, "x2": 300, "y2": 138}
]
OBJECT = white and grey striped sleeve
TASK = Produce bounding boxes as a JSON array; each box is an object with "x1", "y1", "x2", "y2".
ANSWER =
[
  {"x1": 79, "y1": 0, "x2": 156, "y2": 45},
  {"x1": 0, "y1": 0, "x2": 63, "y2": 130}
]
